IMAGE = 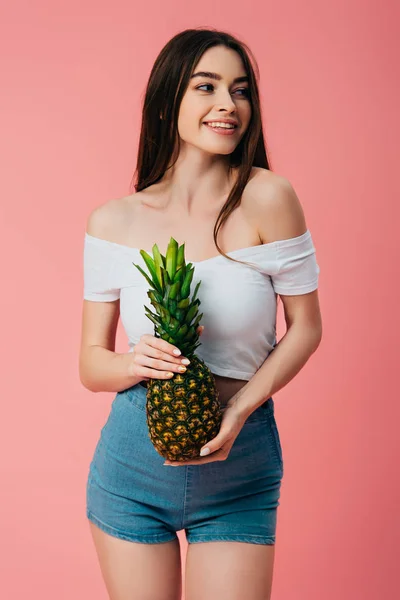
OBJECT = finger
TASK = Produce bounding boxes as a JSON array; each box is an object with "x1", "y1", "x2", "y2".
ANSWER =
[
  {"x1": 165, "y1": 458, "x2": 213, "y2": 466},
  {"x1": 165, "y1": 449, "x2": 227, "y2": 466},
  {"x1": 141, "y1": 334, "x2": 182, "y2": 357},
  {"x1": 199, "y1": 432, "x2": 229, "y2": 457},
  {"x1": 134, "y1": 365, "x2": 175, "y2": 380},
  {"x1": 140, "y1": 354, "x2": 188, "y2": 374},
  {"x1": 140, "y1": 344, "x2": 190, "y2": 367}
]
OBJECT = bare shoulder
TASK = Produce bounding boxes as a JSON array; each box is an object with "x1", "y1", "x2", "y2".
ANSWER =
[
  {"x1": 243, "y1": 168, "x2": 308, "y2": 243},
  {"x1": 85, "y1": 193, "x2": 141, "y2": 239}
]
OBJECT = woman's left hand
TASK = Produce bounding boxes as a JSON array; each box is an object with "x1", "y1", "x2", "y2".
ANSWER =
[{"x1": 163, "y1": 399, "x2": 247, "y2": 466}]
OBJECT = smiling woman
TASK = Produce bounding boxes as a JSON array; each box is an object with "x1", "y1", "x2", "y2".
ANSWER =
[
  {"x1": 178, "y1": 64, "x2": 252, "y2": 153},
  {"x1": 81, "y1": 26, "x2": 321, "y2": 600}
]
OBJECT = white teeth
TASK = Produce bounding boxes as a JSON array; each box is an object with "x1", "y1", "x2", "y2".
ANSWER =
[{"x1": 204, "y1": 122, "x2": 236, "y2": 129}]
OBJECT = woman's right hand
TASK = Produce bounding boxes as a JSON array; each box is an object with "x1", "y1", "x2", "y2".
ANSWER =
[{"x1": 129, "y1": 326, "x2": 204, "y2": 381}]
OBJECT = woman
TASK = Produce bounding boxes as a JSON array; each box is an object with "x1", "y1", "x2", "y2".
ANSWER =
[{"x1": 80, "y1": 27, "x2": 322, "y2": 600}]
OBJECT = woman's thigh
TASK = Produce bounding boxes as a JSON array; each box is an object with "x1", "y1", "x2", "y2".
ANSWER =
[
  {"x1": 185, "y1": 540, "x2": 275, "y2": 600},
  {"x1": 88, "y1": 521, "x2": 182, "y2": 600}
]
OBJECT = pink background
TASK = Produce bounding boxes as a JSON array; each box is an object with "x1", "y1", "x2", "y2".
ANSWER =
[{"x1": 1, "y1": 1, "x2": 398, "y2": 598}]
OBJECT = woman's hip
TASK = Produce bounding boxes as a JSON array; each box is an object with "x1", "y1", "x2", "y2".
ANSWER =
[{"x1": 87, "y1": 383, "x2": 283, "y2": 494}]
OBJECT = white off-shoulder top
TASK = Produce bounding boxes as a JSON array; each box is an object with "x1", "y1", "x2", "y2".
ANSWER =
[{"x1": 83, "y1": 229, "x2": 320, "y2": 380}]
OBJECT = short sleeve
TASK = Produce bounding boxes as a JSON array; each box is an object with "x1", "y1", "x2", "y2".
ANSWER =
[
  {"x1": 83, "y1": 233, "x2": 120, "y2": 301},
  {"x1": 271, "y1": 229, "x2": 320, "y2": 295}
]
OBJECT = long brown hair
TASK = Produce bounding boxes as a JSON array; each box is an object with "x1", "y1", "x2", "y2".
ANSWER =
[{"x1": 129, "y1": 27, "x2": 273, "y2": 270}]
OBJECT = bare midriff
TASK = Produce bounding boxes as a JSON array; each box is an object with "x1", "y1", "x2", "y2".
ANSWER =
[{"x1": 212, "y1": 373, "x2": 248, "y2": 407}]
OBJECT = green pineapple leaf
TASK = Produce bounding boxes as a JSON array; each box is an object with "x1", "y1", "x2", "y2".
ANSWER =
[
  {"x1": 166, "y1": 238, "x2": 178, "y2": 280},
  {"x1": 168, "y1": 315, "x2": 180, "y2": 330},
  {"x1": 168, "y1": 298, "x2": 177, "y2": 314},
  {"x1": 138, "y1": 251, "x2": 159, "y2": 287},
  {"x1": 161, "y1": 266, "x2": 172, "y2": 286},
  {"x1": 173, "y1": 267, "x2": 185, "y2": 284},
  {"x1": 144, "y1": 305, "x2": 160, "y2": 318},
  {"x1": 174, "y1": 308, "x2": 186, "y2": 322},
  {"x1": 185, "y1": 304, "x2": 198, "y2": 323},
  {"x1": 147, "y1": 290, "x2": 163, "y2": 305},
  {"x1": 181, "y1": 267, "x2": 194, "y2": 298},
  {"x1": 143, "y1": 307, "x2": 161, "y2": 327},
  {"x1": 152, "y1": 244, "x2": 164, "y2": 289},
  {"x1": 152, "y1": 301, "x2": 165, "y2": 317},
  {"x1": 177, "y1": 243, "x2": 185, "y2": 268},
  {"x1": 192, "y1": 280, "x2": 202, "y2": 303},
  {"x1": 162, "y1": 283, "x2": 171, "y2": 304},
  {"x1": 159, "y1": 306, "x2": 169, "y2": 321},
  {"x1": 177, "y1": 297, "x2": 190, "y2": 309},
  {"x1": 145, "y1": 311, "x2": 162, "y2": 327},
  {"x1": 176, "y1": 324, "x2": 188, "y2": 339},
  {"x1": 191, "y1": 312, "x2": 203, "y2": 330},
  {"x1": 133, "y1": 262, "x2": 161, "y2": 294},
  {"x1": 169, "y1": 281, "x2": 181, "y2": 300},
  {"x1": 185, "y1": 325, "x2": 197, "y2": 340}
]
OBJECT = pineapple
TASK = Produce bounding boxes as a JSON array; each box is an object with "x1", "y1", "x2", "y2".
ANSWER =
[{"x1": 132, "y1": 237, "x2": 223, "y2": 461}]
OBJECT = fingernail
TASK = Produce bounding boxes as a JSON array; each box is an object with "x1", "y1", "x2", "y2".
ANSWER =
[
  {"x1": 181, "y1": 358, "x2": 190, "y2": 365},
  {"x1": 200, "y1": 447, "x2": 210, "y2": 456},
  {"x1": 173, "y1": 349, "x2": 181, "y2": 355}
]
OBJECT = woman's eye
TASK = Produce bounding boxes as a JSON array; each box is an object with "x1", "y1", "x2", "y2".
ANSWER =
[
  {"x1": 235, "y1": 88, "x2": 249, "y2": 97},
  {"x1": 196, "y1": 84, "x2": 249, "y2": 97}
]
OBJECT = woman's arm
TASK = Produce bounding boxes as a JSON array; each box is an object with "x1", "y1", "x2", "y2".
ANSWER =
[
  {"x1": 231, "y1": 290, "x2": 322, "y2": 418},
  {"x1": 232, "y1": 172, "x2": 323, "y2": 417},
  {"x1": 80, "y1": 345, "x2": 141, "y2": 393}
]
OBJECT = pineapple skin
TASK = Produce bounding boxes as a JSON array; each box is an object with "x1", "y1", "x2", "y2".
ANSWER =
[{"x1": 144, "y1": 355, "x2": 223, "y2": 461}]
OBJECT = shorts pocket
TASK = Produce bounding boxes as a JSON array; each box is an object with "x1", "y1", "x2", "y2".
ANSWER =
[
  {"x1": 267, "y1": 415, "x2": 283, "y2": 470},
  {"x1": 122, "y1": 385, "x2": 147, "y2": 413}
]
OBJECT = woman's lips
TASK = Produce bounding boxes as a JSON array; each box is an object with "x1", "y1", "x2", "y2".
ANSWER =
[{"x1": 203, "y1": 123, "x2": 238, "y2": 136}]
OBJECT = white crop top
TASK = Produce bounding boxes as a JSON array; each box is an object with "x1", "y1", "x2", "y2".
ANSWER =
[{"x1": 83, "y1": 229, "x2": 320, "y2": 380}]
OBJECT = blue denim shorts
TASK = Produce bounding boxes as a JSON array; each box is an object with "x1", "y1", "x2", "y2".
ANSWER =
[{"x1": 86, "y1": 382, "x2": 284, "y2": 545}]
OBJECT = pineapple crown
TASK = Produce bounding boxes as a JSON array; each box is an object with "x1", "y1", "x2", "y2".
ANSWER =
[{"x1": 132, "y1": 237, "x2": 203, "y2": 358}]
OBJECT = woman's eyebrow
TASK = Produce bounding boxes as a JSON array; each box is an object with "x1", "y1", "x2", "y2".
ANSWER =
[{"x1": 190, "y1": 71, "x2": 249, "y2": 84}]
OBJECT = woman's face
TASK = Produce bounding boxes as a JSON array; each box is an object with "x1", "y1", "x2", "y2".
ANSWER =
[{"x1": 176, "y1": 46, "x2": 252, "y2": 156}]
